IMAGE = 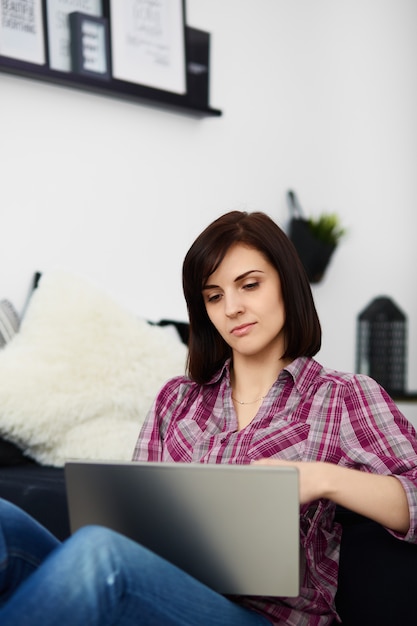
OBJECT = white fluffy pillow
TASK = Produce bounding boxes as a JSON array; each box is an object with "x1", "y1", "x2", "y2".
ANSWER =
[{"x1": 0, "y1": 271, "x2": 187, "y2": 466}]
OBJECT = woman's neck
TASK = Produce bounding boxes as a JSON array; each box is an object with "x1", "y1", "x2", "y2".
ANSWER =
[{"x1": 230, "y1": 352, "x2": 291, "y2": 404}]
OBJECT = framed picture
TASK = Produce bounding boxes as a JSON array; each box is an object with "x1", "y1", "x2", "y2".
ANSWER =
[
  {"x1": 186, "y1": 27, "x2": 210, "y2": 108},
  {"x1": 110, "y1": 0, "x2": 187, "y2": 95},
  {"x1": 69, "y1": 12, "x2": 110, "y2": 80},
  {"x1": 45, "y1": 0, "x2": 102, "y2": 72},
  {"x1": 0, "y1": 0, "x2": 45, "y2": 65}
]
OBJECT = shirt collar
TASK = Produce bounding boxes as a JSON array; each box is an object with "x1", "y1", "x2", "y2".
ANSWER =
[
  {"x1": 282, "y1": 356, "x2": 322, "y2": 395},
  {"x1": 206, "y1": 359, "x2": 232, "y2": 386},
  {"x1": 207, "y1": 356, "x2": 322, "y2": 395}
]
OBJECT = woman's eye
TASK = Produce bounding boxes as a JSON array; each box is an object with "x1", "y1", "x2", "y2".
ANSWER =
[
  {"x1": 243, "y1": 281, "x2": 259, "y2": 291},
  {"x1": 207, "y1": 293, "x2": 221, "y2": 303}
]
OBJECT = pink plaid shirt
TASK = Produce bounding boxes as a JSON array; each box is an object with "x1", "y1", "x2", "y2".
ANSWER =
[{"x1": 132, "y1": 357, "x2": 417, "y2": 626}]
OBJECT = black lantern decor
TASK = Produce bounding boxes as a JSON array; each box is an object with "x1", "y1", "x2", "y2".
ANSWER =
[{"x1": 356, "y1": 296, "x2": 407, "y2": 396}]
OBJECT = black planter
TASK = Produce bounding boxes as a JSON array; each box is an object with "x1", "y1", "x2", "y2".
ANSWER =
[
  {"x1": 286, "y1": 190, "x2": 337, "y2": 283},
  {"x1": 289, "y1": 218, "x2": 336, "y2": 283}
]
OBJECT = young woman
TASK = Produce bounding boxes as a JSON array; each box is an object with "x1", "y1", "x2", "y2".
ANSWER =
[{"x1": 1, "y1": 211, "x2": 417, "y2": 626}]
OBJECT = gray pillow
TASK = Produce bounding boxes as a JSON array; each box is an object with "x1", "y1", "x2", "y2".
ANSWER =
[{"x1": 0, "y1": 300, "x2": 20, "y2": 348}]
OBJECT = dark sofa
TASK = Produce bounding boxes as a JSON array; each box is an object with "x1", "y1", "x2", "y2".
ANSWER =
[
  {"x1": 0, "y1": 319, "x2": 417, "y2": 625},
  {"x1": 1, "y1": 458, "x2": 416, "y2": 625}
]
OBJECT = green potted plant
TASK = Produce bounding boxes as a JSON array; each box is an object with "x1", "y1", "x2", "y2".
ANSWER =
[
  {"x1": 306, "y1": 212, "x2": 346, "y2": 248},
  {"x1": 287, "y1": 190, "x2": 346, "y2": 283}
]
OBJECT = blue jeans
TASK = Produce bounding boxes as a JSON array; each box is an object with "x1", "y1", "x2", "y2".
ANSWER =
[{"x1": 0, "y1": 499, "x2": 271, "y2": 626}]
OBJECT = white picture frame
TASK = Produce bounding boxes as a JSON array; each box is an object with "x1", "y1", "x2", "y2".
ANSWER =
[
  {"x1": 45, "y1": 0, "x2": 102, "y2": 72},
  {"x1": 0, "y1": 0, "x2": 45, "y2": 65},
  {"x1": 110, "y1": 0, "x2": 187, "y2": 95}
]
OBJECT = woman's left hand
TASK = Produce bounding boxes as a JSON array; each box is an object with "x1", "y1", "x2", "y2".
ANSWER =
[{"x1": 252, "y1": 458, "x2": 329, "y2": 504}]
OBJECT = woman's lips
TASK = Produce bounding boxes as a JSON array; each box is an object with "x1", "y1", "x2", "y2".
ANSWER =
[{"x1": 231, "y1": 323, "x2": 255, "y2": 337}]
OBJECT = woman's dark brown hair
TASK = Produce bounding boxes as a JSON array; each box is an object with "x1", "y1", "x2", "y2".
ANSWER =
[{"x1": 182, "y1": 211, "x2": 321, "y2": 383}]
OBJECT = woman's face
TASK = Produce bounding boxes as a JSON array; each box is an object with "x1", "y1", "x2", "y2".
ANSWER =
[{"x1": 202, "y1": 244, "x2": 286, "y2": 361}]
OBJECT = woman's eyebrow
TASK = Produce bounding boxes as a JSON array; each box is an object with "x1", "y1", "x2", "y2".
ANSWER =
[
  {"x1": 235, "y1": 269, "x2": 264, "y2": 282},
  {"x1": 202, "y1": 269, "x2": 264, "y2": 290}
]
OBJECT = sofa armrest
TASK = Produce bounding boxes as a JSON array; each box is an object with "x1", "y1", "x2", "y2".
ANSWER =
[
  {"x1": 335, "y1": 508, "x2": 417, "y2": 625},
  {"x1": 0, "y1": 465, "x2": 69, "y2": 540}
]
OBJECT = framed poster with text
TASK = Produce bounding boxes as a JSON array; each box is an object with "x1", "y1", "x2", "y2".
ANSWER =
[
  {"x1": 45, "y1": 0, "x2": 102, "y2": 72},
  {"x1": 110, "y1": 0, "x2": 186, "y2": 95},
  {"x1": 0, "y1": 0, "x2": 45, "y2": 65},
  {"x1": 69, "y1": 12, "x2": 110, "y2": 80}
]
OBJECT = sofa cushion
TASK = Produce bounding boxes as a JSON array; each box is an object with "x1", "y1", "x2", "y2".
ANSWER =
[
  {"x1": 0, "y1": 299, "x2": 20, "y2": 348},
  {"x1": 0, "y1": 270, "x2": 187, "y2": 467}
]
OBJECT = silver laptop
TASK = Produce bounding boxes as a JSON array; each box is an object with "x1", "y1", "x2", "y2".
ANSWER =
[{"x1": 65, "y1": 461, "x2": 300, "y2": 597}]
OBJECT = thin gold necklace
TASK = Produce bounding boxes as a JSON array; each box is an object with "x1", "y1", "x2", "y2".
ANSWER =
[{"x1": 232, "y1": 395, "x2": 265, "y2": 405}]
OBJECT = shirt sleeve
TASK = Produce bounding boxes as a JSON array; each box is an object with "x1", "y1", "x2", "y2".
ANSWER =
[
  {"x1": 339, "y1": 374, "x2": 417, "y2": 542},
  {"x1": 131, "y1": 375, "x2": 191, "y2": 462}
]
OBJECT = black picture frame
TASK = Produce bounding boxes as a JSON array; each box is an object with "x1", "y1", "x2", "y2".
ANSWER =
[
  {"x1": 186, "y1": 27, "x2": 210, "y2": 109},
  {"x1": 69, "y1": 12, "x2": 110, "y2": 81}
]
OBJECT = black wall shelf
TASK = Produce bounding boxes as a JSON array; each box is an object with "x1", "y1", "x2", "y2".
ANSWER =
[
  {"x1": 0, "y1": 0, "x2": 221, "y2": 118},
  {"x1": 0, "y1": 53, "x2": 222, "y2": 118}
]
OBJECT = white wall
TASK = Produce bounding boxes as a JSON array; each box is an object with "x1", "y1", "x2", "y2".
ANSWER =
[{"x1": 1, "y1": 0, "x2": 417, "y2": 420}]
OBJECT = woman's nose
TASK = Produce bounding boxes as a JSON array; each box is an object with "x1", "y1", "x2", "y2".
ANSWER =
[{"x1": 224, "y1": 292, "x2": 244, "y2": 317}]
